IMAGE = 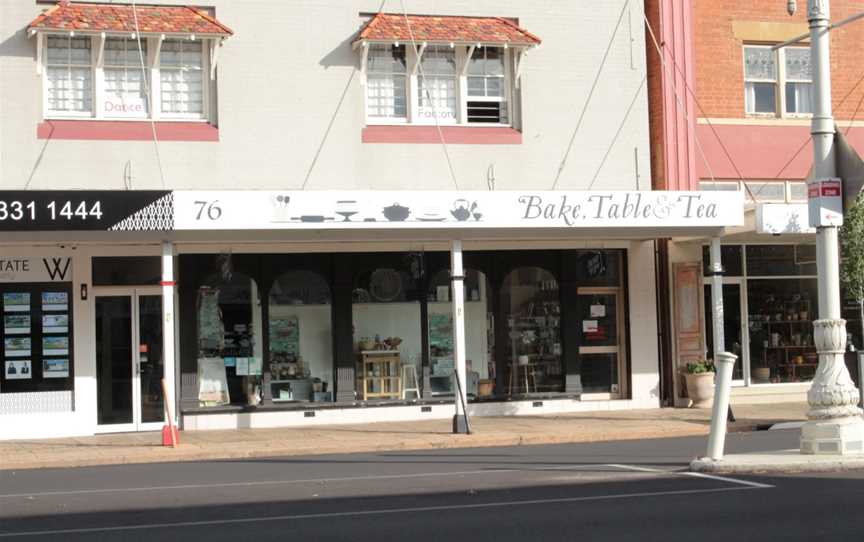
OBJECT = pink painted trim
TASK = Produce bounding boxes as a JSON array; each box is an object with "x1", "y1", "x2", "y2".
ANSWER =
[
  {"x1": 695, "y1": 124, "x2": 864, "y2": 180},
  {"x1": 362, "y1": 125, "x2": 522, "y2": 144},
  {"x1": 36, "y1": 120, "x2": 219, "y2": 142}
]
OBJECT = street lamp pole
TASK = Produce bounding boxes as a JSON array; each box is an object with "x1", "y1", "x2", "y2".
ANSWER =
[{"x1": 798, "y1": 0, "x2": 864, "y2": 455}]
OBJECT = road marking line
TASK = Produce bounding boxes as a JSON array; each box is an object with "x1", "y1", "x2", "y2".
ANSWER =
[
  {"x1": 0, "y1": 464, "x2": 621, "y2": 499},
  {"x1": 610, "y1": 464, "x2": 774, "y2": 489},
  {"x1": 681, "y1": 472, "x2": 774, "y2": 489},
  {"x1": 0, "y1": 485, "x2": 764, "y2": 538}
]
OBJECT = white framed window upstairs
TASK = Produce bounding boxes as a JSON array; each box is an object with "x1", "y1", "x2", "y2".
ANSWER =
[
  {"x1": 743, "y1": 44, "x2": 812, "y2": 118},
  {"x1": 366, "y1": 44, "x2": 408, "y2": 121},
  {"x1": 467, "y1": 46, "x2": 508, "y2": 124},
  {"x1": 160, "y1": 40, "x2": 205, "y2": 118},
  {"x1": 45, "y1": 35, "x2": 93, "y2": 117},
  {"x1": 362, "y1": 43, "x2": 518, "y2": 127},
  {"x1": 417, "y1": 45, "x2": 458, "y2": 124},
  {"x1": 102, "y1": 38, "x2": 149, "y2": 118},
  {"x1": 39, "y1": 34, "x2": 213, "y2": 122}
]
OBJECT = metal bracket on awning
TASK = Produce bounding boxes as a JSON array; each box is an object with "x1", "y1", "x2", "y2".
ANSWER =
[
  {"x1": 460, "y1": 44, "x2": 477, "y2": 76},
  {"x1": 515, "y1": 49, "x2": 527, "y2": 89},
  {"x1": 359, "y1": 41, "x2": 369, "y2": 87}
]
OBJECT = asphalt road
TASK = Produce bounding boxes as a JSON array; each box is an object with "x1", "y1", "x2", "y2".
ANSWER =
[{"x1": 1, "y1": 429, "x2": 863, "y2": 541}]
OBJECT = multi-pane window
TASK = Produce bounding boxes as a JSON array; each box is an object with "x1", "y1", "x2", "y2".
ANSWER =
[
  {"x1": 744, "y1": 45, "x2": 811, "y2": 117},
  {"x1": 42, "y1": 35, "x2": 210, "y2": 120},
  {"x1": 467, "y1": 47, "x2": 508, "y2": 123},
  {"x1": 45, "y1": 36, "x2": 93, "y2": 115},
  {"x1": 103, "y1": 38, "x2": 148, "y2": 118},
  {"x1": 417, "y1": 45, "x2": 458, "y2": 123},
  {"x1": 366, "y1": 45, "x2": 407, "y2": 120},
  {"x1": 160, "y1": 40, "x2": 204, "y2": 116},
  {"x1": 784, "y1": 47, "x2": 812, "y2": 115}
]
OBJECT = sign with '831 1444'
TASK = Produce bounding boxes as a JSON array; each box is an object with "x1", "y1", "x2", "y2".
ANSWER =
[{"x1": 0, "y1": 191, "x2": 172, "y2": 231}]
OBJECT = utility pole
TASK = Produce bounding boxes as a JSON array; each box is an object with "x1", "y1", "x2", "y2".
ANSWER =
[{"x1": 792, "y1": 0, "x2": 864, "y2": 455}]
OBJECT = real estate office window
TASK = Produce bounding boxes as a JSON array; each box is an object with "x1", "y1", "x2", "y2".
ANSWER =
[
  {"x1": 43, "y1": 34, "x2": 210, "y2": 121},
  {"x1": 365, "y1": 44, "x2": 513, "y2": 126},
  {"x1": 743, "y1": 44, "x2": 812, "y2": 117}
]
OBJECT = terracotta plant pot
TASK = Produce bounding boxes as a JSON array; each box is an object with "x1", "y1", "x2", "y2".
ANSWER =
[
  {"x1": 478, "y1": 379, "x2": 494, "y2": 397},
  {"x1": 753, "y1": 367, "x2": 771, "y2": 383},
  {"x1": 684, "y1": 372, "x2": 715, "y2": 408}
]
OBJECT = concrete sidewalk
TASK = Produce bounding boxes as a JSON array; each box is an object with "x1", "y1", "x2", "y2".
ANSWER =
[{"x1": 0, "y1": 402, "x2": 807, "y2": 471}]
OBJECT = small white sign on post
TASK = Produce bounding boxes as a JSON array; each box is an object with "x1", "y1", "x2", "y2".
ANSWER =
[{"x1": 808, "y1": 178, "x2": 843, "y2": 227}]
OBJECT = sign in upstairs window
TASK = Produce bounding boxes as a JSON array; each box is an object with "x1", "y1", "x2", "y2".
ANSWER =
[
  {"x1": 744, "y1": 45, "x2": 812, "y2": 117},
  {"x1": 102, "y1": 38, "x2": 148, "y2": 118},
  {"x1": 467, "y1": 47, "x2": 508, "y2": 124},
  {"x1": 41, "y1": 35, "x2": 211, "y2": 121},
  {"x1": 45, "y1": 36, "x2": 93, "y2": 116},
  {"x1": 366, "y1": 45, "x2": 407, "y2": 120},
  {"x1": 417, "y1": 45, "x2": 458, "y2": 123}
]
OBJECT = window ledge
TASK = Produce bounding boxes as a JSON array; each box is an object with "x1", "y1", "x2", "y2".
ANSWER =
[
  {"x1": 362, "y1": 125, "x2": 522, "y2": 145},
  {"x1": 37, "y1": 120, "x2": 219, "y2": 142}
]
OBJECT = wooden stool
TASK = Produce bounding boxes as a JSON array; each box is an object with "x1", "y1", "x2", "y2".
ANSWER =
[{"x1": 401, "y1": 363, "x2": 421, "y2": 400}]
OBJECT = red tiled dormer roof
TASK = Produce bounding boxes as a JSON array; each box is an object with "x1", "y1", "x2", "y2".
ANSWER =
[
  {"x1": 28, "y1": 1, "x2": 233, "y2": 36},
  {"x1": 356, "y1": 13, "x2": 540, "y2": 47}
]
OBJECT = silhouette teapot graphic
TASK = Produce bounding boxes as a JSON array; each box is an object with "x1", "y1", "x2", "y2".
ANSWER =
[{"x1": 451, "y1": 199, "x2": 477, "y2": 222}]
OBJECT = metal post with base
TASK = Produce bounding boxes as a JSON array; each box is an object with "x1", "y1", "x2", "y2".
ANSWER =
[
  {"x1": 450, "y1": 240, "x2": 469, "y2": 434},
  {"x1": 799, "y1": 0, "x2": 864, "y2": 455}
]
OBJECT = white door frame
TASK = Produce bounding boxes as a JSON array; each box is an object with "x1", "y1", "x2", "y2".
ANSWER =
[{"x1": 93, "y1": 286, "x2": 164, "y2": 433}]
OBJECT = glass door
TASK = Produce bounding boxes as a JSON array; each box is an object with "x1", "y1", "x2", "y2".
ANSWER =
[
  {"x1": 576, "y1": 288, "x2": 626, "y2": 397},
  {"x1": 703, "y1": 279, "x2": 746, "y2": 383},
  {"x1": 95, "y1": 288, "x2": 164, "y2": 431}
]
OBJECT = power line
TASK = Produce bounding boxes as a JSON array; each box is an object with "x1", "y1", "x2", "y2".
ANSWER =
[
  {"x1": 587, "y1": 73, "x2": 647, "y2": 189},
  {"x1": 636, "y1": 8, "x2": 718, "y2": 188},
  {"x1": 775, "y1": 69, "x2": 864, "y2": 178},
  {"x1": 551, "y1": 0, "x2": 630, "y2": 190},
  {"x1": 131, "y1": 0, "x2": 166, "y2": 189},
  {"x1": 399, "y1": 0, "x2": 459, "y2": 189}
]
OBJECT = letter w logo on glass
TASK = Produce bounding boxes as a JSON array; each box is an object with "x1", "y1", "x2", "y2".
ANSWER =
[{"x1": 42, "y1": 258, "x2": 71, "y2": 281}]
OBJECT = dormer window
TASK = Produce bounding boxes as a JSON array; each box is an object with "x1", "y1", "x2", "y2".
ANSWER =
[
  {"x1": 355, "y1": 13, "x2": 540, "y2": 128},
  {"x1": 28, "y1": 2, "x2": 231, "y2": 122}
]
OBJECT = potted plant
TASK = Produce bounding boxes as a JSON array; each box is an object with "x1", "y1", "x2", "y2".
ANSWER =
[{"x1": 684, "y1": 358, "x2": 715, "y2": 408}]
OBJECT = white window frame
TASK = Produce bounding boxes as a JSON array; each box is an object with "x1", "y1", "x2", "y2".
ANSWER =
[
  {"x1": 743, "y1": 44, "x2": 812, "y2": 119},
  {"x1": 40, "y1": 32, "x2": 212, "y2": 123},
  {"x1": 43, "y1": 34, "x2": 95, "y2": 118},
  {"x1": 363, "y1": 43, "x2": 515, "y2": 128},
  {"x1": 465, "y1": 46, "x2": 510, "y2": 125},
  {"x1": 363, "y1": 43, "x2": 409, "y2": 123}
]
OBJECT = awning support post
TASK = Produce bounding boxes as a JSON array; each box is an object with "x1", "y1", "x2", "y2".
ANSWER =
[
  {"x1": 451, "y1": 239, "x2": 469, "y2": 434},
  {"x1": 706, "y1": 237, "x2": 735, "y2": 460},
  {"x1": 161, "y1": 241, "x2": 179, "y2": 435}
]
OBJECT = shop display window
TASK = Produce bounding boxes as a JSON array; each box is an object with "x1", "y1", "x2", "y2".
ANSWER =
[
  {"x1": 747, "y1": 278, "x2": 817, "y2": 384},
  {"x1": 268, "y1": 271, "x2": 333, "y2": 403},
  {"x1": 745, "y1": 244, "x2": 815, "y2": 276},
  {"x1": 0, "y1": 284, "x2": 73, "y2": 395},
  {"x1": 352, "y1": 265, "x2": 421, "y2": 401},
  {"x1": 196, "y1": 273, "x2": 263, "y2": 406},
  {"x1": 501, "y1": 267, "x2": 562, "y2": 394},
  {"x1": 576, "y1": 250, "x2": 625, "y2": 285},
  {"x1": 426, "y1": 269, "x2": 493, "y2": 398},
  {"x1": 701, "y1": 245, "x2": 743, "y2": 277}
]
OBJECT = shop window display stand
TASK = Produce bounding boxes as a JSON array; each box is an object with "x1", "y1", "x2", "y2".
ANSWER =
[
  {"x1": 753, "y1": 297, "x2": 817, "y2": 382},
  {"x1": 359, "y1": 350, "x2": 402, "y2": 400}
]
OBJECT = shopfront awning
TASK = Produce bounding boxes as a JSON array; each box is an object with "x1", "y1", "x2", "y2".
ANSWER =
[
  {"x1": 27, "y1": 1, "x2": 233, "y2": 38},
  {"x1": 353, "y1": 13, "x2": 541, "y2": 48},
  {"x1": 0, "y1": 190, "x2": 744, "y2": 244}
]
